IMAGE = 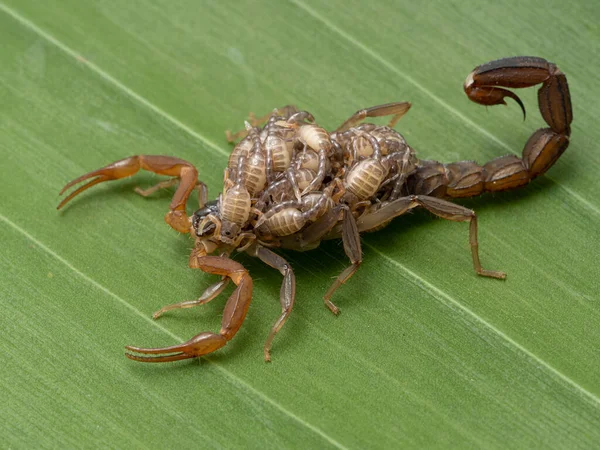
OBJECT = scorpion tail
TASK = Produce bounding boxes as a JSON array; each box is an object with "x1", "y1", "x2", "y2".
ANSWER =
[{"x1": 408, "y1": 56, "x2": 572, "y2": 199}]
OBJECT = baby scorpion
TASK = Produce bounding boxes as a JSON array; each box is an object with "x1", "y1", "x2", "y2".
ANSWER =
[{"x1": 57, "y1": 56, "x2": 572, "y2": 363}]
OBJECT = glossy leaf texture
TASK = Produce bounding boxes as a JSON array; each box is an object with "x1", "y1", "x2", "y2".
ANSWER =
[{"x1": 1, "y1": 1, "x2": 599, "y2": 448}]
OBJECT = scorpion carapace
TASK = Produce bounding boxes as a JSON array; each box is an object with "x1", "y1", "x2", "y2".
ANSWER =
[{"x1": 57, "y1": 56, "x2": 572, "y2": 363}]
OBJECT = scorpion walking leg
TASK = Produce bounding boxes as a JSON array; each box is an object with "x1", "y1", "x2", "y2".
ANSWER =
[
  {"x1": 358, "y1": 195, "x2": 505, "y2": 279},
  {"x1": 136, "y1": 179, "x2": 209, "y2": 208},
  {"x1": 125, "y1": 254, "x2": 253, "y2": 363},
  {"x1": 300, "y1": 204, "x2": 345, "y2": 247},
  {"x1": 323, "y1": 207, "x2": 362, "y2": 315},
  {"x1": 226, "y1": 128, "x2": 249, "y2": 144},
  {"x1": 248, "y1": 104, "x2": 299, "y2": 127},
  {"x1": 57, "y1": 155, "x2": 199, "y2": 233},
  {"x1": 226, "y1": 105, "x2": 300, "y2": 143},
  {"x1": 134, "y1": 177, "x2": 179, "y2": 197},
  {"x1": 335, "y1": 101, "x2": 412, "y2": 133},
  {"x1": 152, "y1": 277, "x2": 231, "y2": 319},
  {"x1": 250, "y1": 245, "x2": 296, "y2": 362},
  {"x1": 356, "y1": 197, "x2": 418, "y2": 232},
  {"x1": 414, "y1": 196, "x2": 505, "y2": 279}
]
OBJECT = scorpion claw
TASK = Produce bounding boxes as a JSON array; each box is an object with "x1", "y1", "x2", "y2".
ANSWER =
[
  {"x1": 124, "y1": 351, "x2": 196, "y2": 363},
  {"x1": 125, "y1": 332, "x2": 228, "y2": 363},
  {"x1": 125, "y1": 257, "x2": 253, "y2": 363},
  {"x1": 57, "y1": 176, "x2": 110, "y2": 210},
  {"x1": 57, "y1": 155, "x2": 200, "y2": 233}
]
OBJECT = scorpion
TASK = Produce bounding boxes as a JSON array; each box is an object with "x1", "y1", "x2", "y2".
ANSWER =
[{"x1": 57, "y1": 56, "x2": 572, "y2": 363}]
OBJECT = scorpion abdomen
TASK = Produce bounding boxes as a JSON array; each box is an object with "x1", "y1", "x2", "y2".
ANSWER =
[
  {"x1": 346, "y1": 159, "x2": 390, "y2": 200},
  {"x1": 264, "y1": 208, "x2": 306, "y2": 236},
  {"x1": 243, "y1": 151, "x2": 267, "y2": 195},
  {"x1": 222, "y1": 185, "x2": 251, "y2": 225}
]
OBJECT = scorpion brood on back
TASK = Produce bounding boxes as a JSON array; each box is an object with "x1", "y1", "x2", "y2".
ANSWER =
[{"x1": 58, "y1": 56, "x2": 572, "y2": 363}]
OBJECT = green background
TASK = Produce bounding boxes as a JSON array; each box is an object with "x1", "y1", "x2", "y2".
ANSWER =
[{"x1": 1, "y1": 1, "x2": 599, "y2": 448}]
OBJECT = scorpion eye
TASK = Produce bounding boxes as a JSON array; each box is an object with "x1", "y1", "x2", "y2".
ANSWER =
[{"x1": 193, "y1": 207, "x2": 212, "y2": 221}]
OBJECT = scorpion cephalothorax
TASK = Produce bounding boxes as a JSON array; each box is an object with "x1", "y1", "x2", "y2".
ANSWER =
[{"x1": 58, "y1": 56, "x2": 572, "y2": 363}]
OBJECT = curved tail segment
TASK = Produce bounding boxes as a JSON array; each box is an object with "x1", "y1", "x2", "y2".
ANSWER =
[{"x1": 409, "y1": 56, "x2": 572, "y2": 199}]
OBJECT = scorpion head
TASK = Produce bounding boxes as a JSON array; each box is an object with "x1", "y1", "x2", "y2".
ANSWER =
[
  {"x1": 191, "y1": 196, "x2": 252, "y2": 250},
  {"x1": 191, "y1": 199, "x2": 222, "y2": 254},
  {"x1": 192, "y1": 200, "x2": 220, "y2": 235}
]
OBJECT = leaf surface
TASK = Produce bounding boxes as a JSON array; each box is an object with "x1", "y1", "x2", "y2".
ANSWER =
[{"x1": 1, "y1": 1, "x2": 599, "y2": 448}]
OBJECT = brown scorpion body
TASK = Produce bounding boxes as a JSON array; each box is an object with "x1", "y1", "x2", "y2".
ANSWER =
[{"x1": 57, "y1": 56, "x2": 572, "y2": 363}]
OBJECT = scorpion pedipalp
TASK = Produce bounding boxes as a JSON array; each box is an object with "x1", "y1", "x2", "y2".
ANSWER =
[
  {"x1": 125, "y1": 255, "x2": 253, "y2": 363},
  {"x1": 57, "y1": 155, "x2": 200, "y2": 233}
]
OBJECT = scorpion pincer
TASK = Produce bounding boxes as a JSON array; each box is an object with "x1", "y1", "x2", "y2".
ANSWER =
[{"x1": 57, "y1": 56, "x2": 572, "y2": 363}]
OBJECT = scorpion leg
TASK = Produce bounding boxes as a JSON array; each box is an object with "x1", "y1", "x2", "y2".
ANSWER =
[
  {"x1": 247, "y1": 111, "x2": 271, "y2": 128},
  {"x1": 299, "y1": 204, "x2": 345, "y2": 247},
  {"x1": 125, "y1": 254, "x2": 253, "y2": 363},
  {"x1": 356, "y1": 196, "x2": 417, "y2": 232},
  {"x1": 226, "y1": 105, "x2": 300, "y2": 143},
  {"x1": 358, "y1": 195, "x2": 505, "y2": 279},
  {"x1": 250, "y1": 245, "x2": 296, "y2": 362},
  {"x1": 226, "y1": 128, "x2": 249, "y2": 144},
  {"x1": 274, "y1": 105, "x2": 300, "y2": 121},
  {"x1": 152, "y1": 276, "x2": 230, "y2": 319},
  {"x1": 335, "y1": 101, "x2": 412, "y2": 133},
  {"x1": 249, "y1": 104, "x2": 300, "y2": 127},
  {"x1": 249, "y1": 104, "x2": 299, "y2": 127},
  {"x1": 58, "y1": 155, "x2": 199, "y2": 233},
  {"x1": 136, "y1": 179, "x2": 209, "y2": 208},
  {"x1": 414, "y1": 196, "x2": 505, "y2": 279},
  {"x1": 226, "y1": 117, "x2": 262, "y2": 143},
  {"x1": 323, "y1": 207, "x2": 362, "y2": 315}
]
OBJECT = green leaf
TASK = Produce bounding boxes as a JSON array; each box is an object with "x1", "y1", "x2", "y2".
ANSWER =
[{"x1": 1, "y1": 0, "x2": 599, "y2": 448}]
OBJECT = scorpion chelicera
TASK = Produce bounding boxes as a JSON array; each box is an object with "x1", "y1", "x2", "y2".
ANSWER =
[{"x1": 58, "y1": 56, "x2": 572, "y2": 363}]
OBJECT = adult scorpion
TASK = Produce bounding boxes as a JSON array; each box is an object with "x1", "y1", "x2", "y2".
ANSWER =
[{"x1": 57, "y1": 56, "x2": 572, "y2": 363}]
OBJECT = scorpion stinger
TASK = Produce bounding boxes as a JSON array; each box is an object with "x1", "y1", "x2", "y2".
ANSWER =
[{"x1": 409, "y1": 56, "x2": 572, "y2": 199}]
